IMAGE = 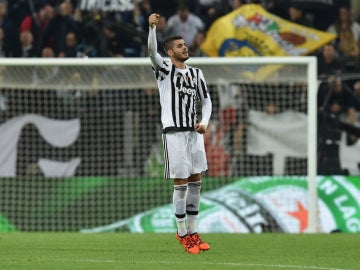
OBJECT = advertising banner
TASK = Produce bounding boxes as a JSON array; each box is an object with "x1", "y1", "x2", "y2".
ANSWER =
[
  {"x1": 80, "y1": 0, "x2": 134, "y2": 11},
  {"x1": 82, "y1": 176, "x2": 360, "y2": 233}
]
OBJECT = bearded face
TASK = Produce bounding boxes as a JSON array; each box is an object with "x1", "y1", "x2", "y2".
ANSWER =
[{"x1": 169, "y1": 39, "x2": 189, "y2": 62}]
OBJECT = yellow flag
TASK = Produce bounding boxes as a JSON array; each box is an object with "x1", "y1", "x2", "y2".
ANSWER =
[{"x1": 201, "y1": 4, "x2": 336, "y2": 57}]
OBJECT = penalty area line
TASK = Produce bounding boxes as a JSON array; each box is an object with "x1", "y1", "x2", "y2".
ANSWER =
[{"x1": 49, "y1": 259, "x2": 351, "y2": 270}]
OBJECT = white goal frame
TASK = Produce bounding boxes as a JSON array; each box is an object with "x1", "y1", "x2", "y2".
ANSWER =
[
  {"x1": 187, "y1": 57, "x2": 318, "y2": 233},
  {"x1": 0, "y1": 56, "x2": 318, "y2": 233}
]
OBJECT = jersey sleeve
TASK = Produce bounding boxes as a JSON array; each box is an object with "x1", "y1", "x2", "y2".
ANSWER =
[
  {"x1": 197, "y1": 69, "x2": 212, "y2": 125},
  {"x1": 148, "y1": 26, "x2": 164, "y2": 70}
]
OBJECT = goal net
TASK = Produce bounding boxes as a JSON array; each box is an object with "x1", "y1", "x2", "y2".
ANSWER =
[{"x1": 0, "y1": 57, "x2": 319, "y2": 233}]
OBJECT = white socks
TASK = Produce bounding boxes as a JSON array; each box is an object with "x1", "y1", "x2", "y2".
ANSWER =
[
  {"x1": 186, "y1": 181, "x2": 201, "y2": 235},
  {"x1": 173, "y1": 181, "x2": 202, "y2": 236},
  {"x1": 173, "y1": 184, "x2": 187, "y2": 236}
]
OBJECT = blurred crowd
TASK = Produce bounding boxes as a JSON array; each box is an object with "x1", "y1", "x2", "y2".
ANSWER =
[
  {"x1": 0, "y1": 0, "x2": 357, "y2": 60},
  {"x1": 1, "y1": 0, "x2": 360, "y2": 104}
]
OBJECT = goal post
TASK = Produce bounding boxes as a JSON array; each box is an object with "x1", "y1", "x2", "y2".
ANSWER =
[
  {"x1": 190, "y1": 57, "x2": 318, "y2": 233},
  {"x1": 306, "y1": 57, "x2": 318, "y2": 234},
  {"x1": 0, "y1": 57, "x2": 318, "y2": 233}
]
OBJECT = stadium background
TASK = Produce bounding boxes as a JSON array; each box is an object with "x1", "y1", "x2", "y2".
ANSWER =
[{"x1": 0, "y1": 0, "x2": 360, "y2": 234}]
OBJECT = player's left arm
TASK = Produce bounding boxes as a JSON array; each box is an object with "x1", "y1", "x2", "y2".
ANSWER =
[{"x1": 195, "y1": 69, "x2": 212, "y2": 134}]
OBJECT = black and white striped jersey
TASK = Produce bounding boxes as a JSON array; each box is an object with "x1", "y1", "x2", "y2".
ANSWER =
[
  {"x1": 148, "y1": 27, "x2": 212, "y2": 133},
  {"x1": 152, "y1": 59, "x2": 209, "y2": 132}
]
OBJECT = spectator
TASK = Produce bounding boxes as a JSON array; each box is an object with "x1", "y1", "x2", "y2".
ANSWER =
[
  {"x1": 59, "y1": 32, "x2": 78, "y2": 57},
  {"x1": 43, "y1": 1, "x2": 79, "y2": 55},
  {"x1": 79, "y1": 10, "x2": 110, "y2": 57},
  {"x1": 102, "y1": 22, "x2": 126, "y2": 57},
  {"x1": 56, "y1": 71, "x2": 85, "y2": 114},
  {"x1": 346, "y1": 80, "x2": 360, "y2": 144},
  {"x1": 188, "y1": 31, "x2": 206, "y2": 57},
  {"x1": 166, "y1": 3, "x2": 205, "y2": 45},
  {"x1": 287, "y1": 4, "x2": 313, "y2": 27},
  {"x1": 133, "y1": 0, "x2": 153, "y2": 32},
  {"x1": 335, "y1": 26, "x2": 360, "y2": 73},
  {"x1": 0, "y1": 1, "x2": 17, "y2": 55},
  {"x1": 317, "y1": 43, "x2": 343, "y2": 80},
  {"x1": 41, "y1": 46, "x2": 55, "y2": 58},
  {"x1": 0, "y1": 27, "x2": 11, "y2": 57},
  {"x1": 327, "y1": 6, "x2": 360, "y2": 44},
  {"x1": 72, "y1": 5, "x2": 83, "y2": 23},
  {"x1": 156, "y1": 15, "x2": 168, "y2": 38},
  {"x1": 353, "y1": 80, "x2": 360, "y2": 109},
  {"x1": 230, "y1": 0, "x2": 243, "y2": 11},
  {"x1": 318, "y1": 76, "x2": 356, "y2": 122},
  {"x1": 317, "y1": 75, "x2": 356, "y2": 174},
  {"x1": 32, "y1": 46, "x2": 58, "y2": 86},
  {"x1": 15, "y1": 31, "x2": 36, "y2": 57},
  {"x1": 20, "y1": 3, "x2": 54, "y2": 56}
]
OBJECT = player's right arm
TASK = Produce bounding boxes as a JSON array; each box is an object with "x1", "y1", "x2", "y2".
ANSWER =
[{"x1": 148, "y1": 13, "x2": 163, "y2": 69}]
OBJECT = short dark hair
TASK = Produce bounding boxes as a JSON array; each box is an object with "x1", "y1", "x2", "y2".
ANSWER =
[{"x1": 163, "y1": 36, "x2": 183, "y2": 52}]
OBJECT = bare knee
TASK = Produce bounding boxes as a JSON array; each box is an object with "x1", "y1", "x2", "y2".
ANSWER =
[
  {"x1": 174, "y1": 178, "x2": 188, "y2": 185},
  {"x1": 188, "y1": 173, "x2": 201, "y2": 183}
]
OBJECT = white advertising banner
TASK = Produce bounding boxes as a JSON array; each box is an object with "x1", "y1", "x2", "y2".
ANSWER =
[{"x1": 0, "y1": 114, "x2": 80, "y2": 177}]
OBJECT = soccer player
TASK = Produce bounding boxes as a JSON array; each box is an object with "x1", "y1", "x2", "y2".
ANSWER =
[{"x1": 148, "y1": 13, "x2": 212, "y2": 254}]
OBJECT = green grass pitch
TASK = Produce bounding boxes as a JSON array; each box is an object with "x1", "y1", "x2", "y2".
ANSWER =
[{"x1": 0, "y1": 233, "x2": 359, "y2": 270}]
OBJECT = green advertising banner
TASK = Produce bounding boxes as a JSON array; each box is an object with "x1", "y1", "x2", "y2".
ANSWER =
[
  {"x1": 1, "y1": 176, "x2": 359, "y2": 233},
  {"x1": 82, "y1": 176, "x2": 360, "y2": 234}
]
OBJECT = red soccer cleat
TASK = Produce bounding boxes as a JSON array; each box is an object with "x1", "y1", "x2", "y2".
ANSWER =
[
  {"x1": 176, "y1": 233, "x2": 200, "y2": 254},
  {"x1": 190, "y1": 233, "x2": 210, "y2": 251}
]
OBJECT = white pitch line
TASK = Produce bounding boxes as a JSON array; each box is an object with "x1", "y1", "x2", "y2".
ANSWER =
[{"x1": 49, "y1": 258, "x2": 351, "y2": 270}]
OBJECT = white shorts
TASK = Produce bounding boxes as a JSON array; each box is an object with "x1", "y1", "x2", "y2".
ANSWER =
[{"x1": 162, "y1": 131, "x2": 208, "y2": 179}]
